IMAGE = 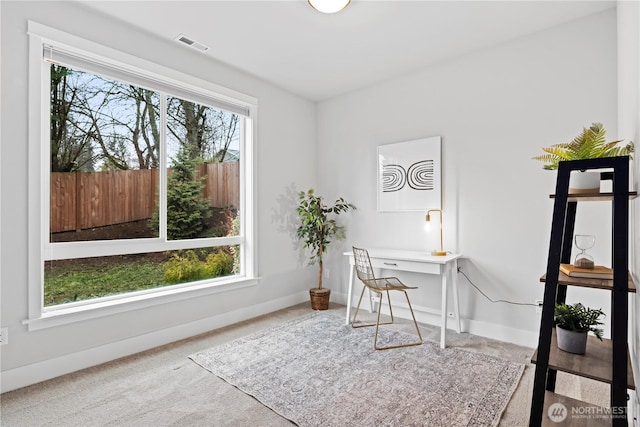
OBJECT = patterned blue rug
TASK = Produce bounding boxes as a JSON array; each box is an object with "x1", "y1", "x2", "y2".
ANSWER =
[{"x1": 190, "y1": 312, "x2": 523, "y2": 426}]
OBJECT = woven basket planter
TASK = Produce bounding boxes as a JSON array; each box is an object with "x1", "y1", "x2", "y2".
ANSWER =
[{"x1": 309, "y1": 288, "x2": 330, "y2": 310}]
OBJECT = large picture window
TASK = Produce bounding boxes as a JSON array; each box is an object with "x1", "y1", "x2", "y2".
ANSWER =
[{"x1": 28, "y1": 22, "x2": 256, "y2": 324}]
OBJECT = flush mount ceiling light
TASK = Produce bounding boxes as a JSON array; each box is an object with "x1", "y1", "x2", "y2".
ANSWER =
[{"x1": 308, "y1": 0, "x2": 350, "y2": 14}]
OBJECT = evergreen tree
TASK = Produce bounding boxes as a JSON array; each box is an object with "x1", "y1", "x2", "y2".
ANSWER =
[{"x1": 149, "y1": 148, "x2": 210, "y2": 239}]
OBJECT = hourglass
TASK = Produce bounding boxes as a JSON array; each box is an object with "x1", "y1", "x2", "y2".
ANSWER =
[{"x1": 574, "y1": 235, "x2": 596, "y2": 269}]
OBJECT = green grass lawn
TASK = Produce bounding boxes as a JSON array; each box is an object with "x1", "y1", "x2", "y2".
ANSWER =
[
  {"x1": 44, "y1": 260, "x2": 167, "y2": 306},
  {"x1": 44, "y1": 210, "x2": 238, "y2": 307}
]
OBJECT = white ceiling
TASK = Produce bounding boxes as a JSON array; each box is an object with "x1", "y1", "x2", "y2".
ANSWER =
[{"x1": 78, "y1": 0, "x2": 615, "y2": 101}]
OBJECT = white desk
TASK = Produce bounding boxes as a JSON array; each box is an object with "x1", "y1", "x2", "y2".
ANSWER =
[{"x1": 344, "y1": 249, "x2": 463, "y2": 348}]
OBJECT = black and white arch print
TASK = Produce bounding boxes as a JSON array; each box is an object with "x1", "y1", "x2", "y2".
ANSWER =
[{"x1": 382, "y1": 160, "x2": 435, "y2": 192}]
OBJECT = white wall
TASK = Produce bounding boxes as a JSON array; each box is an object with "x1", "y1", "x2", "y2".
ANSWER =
[
  {"x1": 318, "y1": 9, "x2": 619, "y2": 346},
  {"x1": 617, "y1": 0, "x2": 640, "y2": 421},
  {"x1": 0, "y1": 1, "x2": 316, "y2": 391}
]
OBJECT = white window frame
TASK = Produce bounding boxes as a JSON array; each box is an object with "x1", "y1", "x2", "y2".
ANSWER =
[{"x1": 26, "y1": 21, "x2": 258, "y2": 331}]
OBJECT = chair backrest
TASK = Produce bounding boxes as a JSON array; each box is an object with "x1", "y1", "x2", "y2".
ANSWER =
[{"x1": 352, "y1": 247, "x2": 376, "y2": 285}]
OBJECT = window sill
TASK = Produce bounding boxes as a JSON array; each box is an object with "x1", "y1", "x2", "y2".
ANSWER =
[{"x1": 23, "y1": 276, "x2": 259, "y2": 331}]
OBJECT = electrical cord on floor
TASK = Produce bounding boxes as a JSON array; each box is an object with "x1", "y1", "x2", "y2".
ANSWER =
[{"x1": 457, "y1": 267, "x2": 538, "y2": 307}]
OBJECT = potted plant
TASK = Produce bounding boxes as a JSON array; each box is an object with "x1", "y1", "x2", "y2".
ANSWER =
[
  {"x1": 554, "y1": 302, "x2": 605, "y2": 354},
  {"x1": 296, "y1": 189, "x2": 356, "y2": 310},
  {"x1": 532, "y1": 123, "x2": 634, "y2": 193}
]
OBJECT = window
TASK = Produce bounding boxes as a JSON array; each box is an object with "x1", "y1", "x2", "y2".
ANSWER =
[{"x1": 28, "y1": 22, "x2": 257, "y2": 327}]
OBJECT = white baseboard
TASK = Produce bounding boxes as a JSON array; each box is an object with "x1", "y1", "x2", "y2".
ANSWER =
[
  {"x1": 0, "y1": 291, "x2": 309, "y2": 393},
  {"x1": 333, "y1": 291, "x2": 537, "y2": 348}
]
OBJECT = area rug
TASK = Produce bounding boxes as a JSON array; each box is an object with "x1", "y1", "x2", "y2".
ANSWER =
[{"x1": 189, "y1": 313, "x2": 524, "y2": 426}]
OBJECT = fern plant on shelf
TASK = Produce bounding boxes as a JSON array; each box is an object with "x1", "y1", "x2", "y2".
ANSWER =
[
  {"x1": 532, "y1": 122, "x2": 633, "y2": 170},
  {"x1": 532, "y1": 123, "x2": 634, "y2": 193}
]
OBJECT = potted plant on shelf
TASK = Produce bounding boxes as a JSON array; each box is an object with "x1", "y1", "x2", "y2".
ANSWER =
[
  {"x1": 554, "y1": 302, "x2": 605, "y2": 354},
  {"x1": 532, "y1": 122, "x2": 634, "y2": 193},
  {"x1": 296, "y1": 188, "x2": 356, "y2": 310}
]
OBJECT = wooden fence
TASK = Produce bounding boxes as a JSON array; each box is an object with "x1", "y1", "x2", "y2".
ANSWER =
[{"x1": 50, "y1": 162, "x2": 239, "y2": 233}]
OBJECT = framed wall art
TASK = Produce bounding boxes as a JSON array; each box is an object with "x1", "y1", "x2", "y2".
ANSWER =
[{"x1": 377, "y1": 136, "x2": 441, "y2": 212}]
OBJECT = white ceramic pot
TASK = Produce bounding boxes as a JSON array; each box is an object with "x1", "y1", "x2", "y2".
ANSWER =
[
  {"x1": 569, "y1": 171, "x2": 600, "y2": 194},
  {"x1": 556, "y1": 326, "x2": 587, "y2": 354}
]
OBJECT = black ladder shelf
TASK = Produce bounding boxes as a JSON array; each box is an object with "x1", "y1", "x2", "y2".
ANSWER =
[{"x1": 529, "y1": 156, "x2": 637, "y2": 426}]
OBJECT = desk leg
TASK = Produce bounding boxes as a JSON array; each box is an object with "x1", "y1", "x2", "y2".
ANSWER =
[
  {"x1": 440, "y1": 266, "x2": 448, "y2": 349},
  {"x1": 452, "y1": 260, "x2": 461, "y2": 334},
  {"x1": 367, "y1": 288, "x2": 376, "y2": 313},
  {"x1": 346, "y1": 264, "x2": 354, "y2": 325}
]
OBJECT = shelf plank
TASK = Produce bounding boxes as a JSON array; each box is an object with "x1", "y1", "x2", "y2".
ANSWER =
[
  {"x1": 541, "y1": 392, "x2": 611, "y2": 426},
  {"x1": 549, "y1": 191, "x2": 637, "y2": 201},
  {"x1": 531, "y1": 330, "x2": 635, "y2": 390},
  {"x1": 539, "y1": 272, "x2": 636, "y2": 293}
]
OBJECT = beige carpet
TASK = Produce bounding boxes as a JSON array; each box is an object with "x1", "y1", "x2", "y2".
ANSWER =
[{"x1": 0, "y1": 303, "x2": 609, "y2": 426}]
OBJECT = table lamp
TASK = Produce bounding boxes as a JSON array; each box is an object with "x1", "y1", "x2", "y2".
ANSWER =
[{"x1": 426, "y1": 209, "x2": 447, "y2": 256}]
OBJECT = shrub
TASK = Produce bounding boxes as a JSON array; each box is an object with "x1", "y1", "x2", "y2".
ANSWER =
[
  {"x1": 163, "y1": 249, "x2": 233, "y2": 284},
  {"x1": 163, "y1": 250, "x2": 203, "y2": 284},
  {"x1": 203, "y1": 251, "x2": 234, "y2": 277},
  {"x1": 229, "y1": 212, "x2": 240, "y2": 274}
]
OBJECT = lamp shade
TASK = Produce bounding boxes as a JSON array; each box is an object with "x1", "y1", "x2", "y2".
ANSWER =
[{"x1": 308, "y1": 0, "x2": 350, "y2": 14}]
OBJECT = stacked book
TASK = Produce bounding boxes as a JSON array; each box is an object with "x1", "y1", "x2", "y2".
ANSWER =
[{"x1": 559, "y1": 263, "x2": 613, "y2": 279}]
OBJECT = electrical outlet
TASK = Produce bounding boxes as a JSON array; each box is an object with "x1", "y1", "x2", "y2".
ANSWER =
[
  {"x1": 0, "y1": 327, "x2": 8, "y2": 345},
  {"x1": 535, "y1": 300, "x2": 543, "y2": 314},
  {"x1": 324, "y1": 268, "x2": 330, "y2": 279}
]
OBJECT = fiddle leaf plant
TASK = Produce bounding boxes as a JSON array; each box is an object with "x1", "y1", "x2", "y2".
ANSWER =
[
  {"x1": 296, "y1": 189, "x2": 356, "y2": 290},
  {"x1": 554, "y1": 302, "x2": 605, "y2": 340},
  {"x1": 533, "y1": 122, "x2": 634, "y2": 170}
]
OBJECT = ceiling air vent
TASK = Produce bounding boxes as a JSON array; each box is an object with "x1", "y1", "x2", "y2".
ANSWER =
[{"x1": 175, "y1": 34, "x2": 209, "y2": 53}]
